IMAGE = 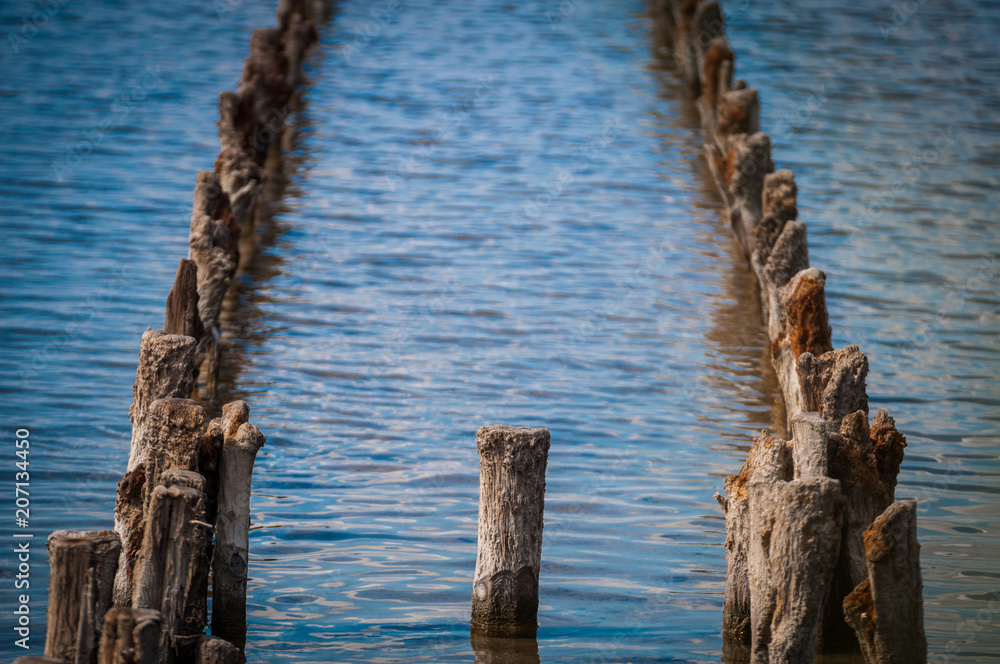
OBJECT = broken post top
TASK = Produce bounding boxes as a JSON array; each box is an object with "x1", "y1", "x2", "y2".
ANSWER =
[{"x1": 476, "y1": 426, "x2": 550, "y2": 460}]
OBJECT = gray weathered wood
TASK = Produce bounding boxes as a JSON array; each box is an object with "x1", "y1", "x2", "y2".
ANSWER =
[
  {"x1": 132, "y1": 484, "x2": 200, "y2": 664},
  {"x1": 44, "y1": 536, "x2": 96, "y2": 664},
  {"x1": 48, "y1": 530, "x2": 121, "y2": 662},
  {"x1": 471, "y1": 425, "x2": 550, "y2": 639},
  {"x1": 97, "y1": 607, "x2": 161, "y2": 664},
  {"x1": 844, "y1": 501, "x2": 926, "y2": 664},
  {"x1": 114, "y1": 398, "x2": 206, "y2": 608},
  {"x1": 212, "y1": 406, "x2": 266, "y2": 651},
  {"x1": 748, "y1": 477, "x2": 844, "y2": 664},
  {"x1": 791, "y1": 412, "x2": 828, "y2": 480},
  {"x1": 717, "y1": 431, "x2": 791, "y2": 642}
]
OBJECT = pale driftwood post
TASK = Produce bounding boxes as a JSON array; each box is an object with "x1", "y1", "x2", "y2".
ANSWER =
[
  {"x1": 44, "y1": 536, "x2": 96, "y2": 664},
  {"x1": 114, "y1": 398, "x2": 206, "y2": 608},
  {"x1": 471, "y1": 425, "x2": 550, "y2": 639},
  {"x1": 132, "y1": 484, "x2": 201, "y2": 664},
  {"x1": 212, "y1": 410, "x2": 266, "y2": 650},
  {"x1": 47, "y1": 530, "x2": 121, "y2": 659},
  {"x1": 195, "y1": 635, "x2": 242, "y2": 664},
  {"x1": 844, "y1": 500, "x2": 926, "y2": 664},
  {"x1": 98, "y1": 607, "x2": 161, "y2": 664}
]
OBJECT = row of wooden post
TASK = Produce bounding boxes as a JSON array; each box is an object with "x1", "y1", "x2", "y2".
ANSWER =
[
  {"x1": 647, "y1": 1, "x2": 927, "y2": 663},
  {"x1": 20, "y1": 2, "x2": 330, "y2": 663}
]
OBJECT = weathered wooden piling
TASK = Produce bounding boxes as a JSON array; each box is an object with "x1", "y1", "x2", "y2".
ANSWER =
[
  {"x1": 114, "y1": 398, "x2": 206, "y2": 607},
  {"x1": 41, "y1": 2, "x2": 328, "y2": 662},
  {"x1": 844, "y1": 500, "x2": 926, "y2": 664},
  {"x1": 97, "y1": 607, "x2": 161, "y2": 664},
  {"x1": 132, "y1": 483, "x2": 201, "y2": 663},
  {"x1": 164, "y1": 259, "x2": 205, "y2": 342},
  {"x1": 46, "y1": 530, "x2": 121, "y2": 662},
  {"x1": 648, "y1": 0, "x2": 926, "y2": 660},
  {"x1": 471, "y1": 426, "x2": 550, "y2": 639},
  {"x1": 211, "y1": 403, "x2": 266, "y2": 650},
  {"x1": 44, "y1": 536, "x2": 96, "y2": 664}
]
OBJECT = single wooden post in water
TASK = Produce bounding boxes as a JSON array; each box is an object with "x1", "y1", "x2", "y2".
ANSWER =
[
  {"x1": 97, "y1": 607, "x2": 161, "y2": 664},
  {"x1": 44, "y1": 536, "x2": 96, "y2": 664},
  {"x1": 47, "y1": 530, "x2": 121, "y2": 661},
  {"x1": 212, "y1": 409, "x2": 266, "y2": 651},
  {"x1": 132, "y1": 484, "x2": 201, "y2": 664},
  {"x1": 471, "y1": 425, "x2": 550, "y2": 639},
  {"x1": 844, "y1": 500, "x2": 926, "y2": 664}
]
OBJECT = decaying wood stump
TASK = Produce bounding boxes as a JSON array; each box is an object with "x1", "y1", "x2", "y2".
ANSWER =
[
  {"x1": 44, "y1": 536, "x2": 96, "y2": 664},
  {"x1": 160, "y1": 469, "x2": 212, "y2": 637},
  {"x1": 471, "y1": 426, "x2": 550, "y2": 639},
  {"x1": 97, "y1": 607, "x2": 161, "y2": 664},
  {"x1": 164, "y1": 259, "x2": 205, "y2": 342},
  {"x1": 195, "y1": 635, "x2": 242, "y2": 664},
  {"x1": 211, "y1": 404, "x2": 266, "y2": 651},
  {"x1": 47, "y1": 530, "x2": 121, "y2": 662},
  {"x1": 844, "y1": 501, "x2": 926, "y2": 664},
  {"x1": 128, "y1": 330, "x2": 197, "y2": 441},
  {"x1": 114, "y1": 398, "x2": 206, "y2": 608},
  {"x1": 132, "y1": 484, "x2": 201, "y2": 664},
  {"x1": 649, "y1": 1, "x2": 925, "y2": 660}
]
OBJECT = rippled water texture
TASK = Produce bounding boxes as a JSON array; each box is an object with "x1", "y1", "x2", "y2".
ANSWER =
[{"x1": 1, "y1": 0, "x2": 998, "y2": 662}]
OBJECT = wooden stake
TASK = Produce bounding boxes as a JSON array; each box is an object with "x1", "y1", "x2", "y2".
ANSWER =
[
  {"x1": 160, "y1": 469, "x2": 212, "y2": 637},
  {"x1": 471, "y1": 425, "x2": 550, "y2": 639},
  {"x1": 132, "y1": 485, "x2": 201, "y2": 664},
  {"x1": 44, "y1": 536, "x2": 96, "y2": 664},
  {"x1": 844, "y1": 501, "x2": 926, "y2": 664},
  {"x1": 164, "y1": 259, "x2": 205, "y2": 341},
  {"x1": 212, "y1": 413, "x2": 266, "y2": 650},
  {"x1": 114, "y1": 398, "x2": 206, "y2": 608},
  {"x1": 97, "y1": 607, "x2": 161, "y2": 664},
  {"x1": 47, "y1": 530, "x2": 121, "y2": 661}
]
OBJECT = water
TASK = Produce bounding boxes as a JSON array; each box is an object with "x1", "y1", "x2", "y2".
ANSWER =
[{"x1": 0, "y1": 0, "x2": 997, "y2": 662}]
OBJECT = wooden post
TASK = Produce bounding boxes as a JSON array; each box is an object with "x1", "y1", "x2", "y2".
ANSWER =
[
  {"x1": 160, "y1": 469, "x2": 212, "y2": 637},
  {"x1": 97, "y1": 607, "x2": 161, "y2": 664},
  {"x1": 44, "y1": 536, "x2": 96, "y2": 664},
  {"x1": 212, "y1": 412, "x2": 266, "y2": 650},
  {"x1": 128, "y1": 330, "x2": 197, "y2": 440},
  {"x1": 471, "y1": 425, "x2": 550, "y2": 639},
  {"x1": 114, "y1": 398, "x2": 206, "y2": 607},
  {"x1": 844, "y1": 501, "x2": 926, "y2": 664},
  {"x1": 164, "y1": 259, "x2": 205, "y2": 341},
  {"x1": 132, "y1": 484, "x2": 201, "y2": 664},
  {"x1": 47, "y1": 530, "x2": 121, "y2": 661},
  {"x1": 195, "y1": 635, "x2": 242, "y2": 664}
]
